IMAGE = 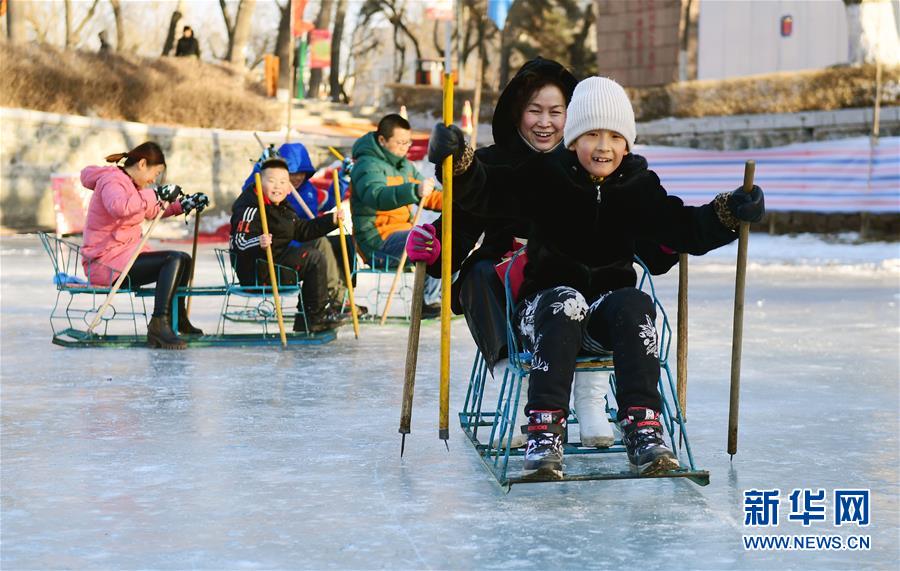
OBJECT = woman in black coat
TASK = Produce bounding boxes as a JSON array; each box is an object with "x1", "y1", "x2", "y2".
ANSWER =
[{"x1": 409, "y1": 58, "x2": 676, "y2": 449}]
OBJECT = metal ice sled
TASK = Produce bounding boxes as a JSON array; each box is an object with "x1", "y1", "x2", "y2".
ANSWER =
[
  {"x1": 459, "y1": 251, "x2": 709, "y2": 490},
  {"x1": 39, "y1": 232, "x2": 336, "y2": 347}
]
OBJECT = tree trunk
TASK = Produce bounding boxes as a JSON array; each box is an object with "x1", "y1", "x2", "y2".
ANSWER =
[
  {"x1": 64, "y1": 0, "x2": 73, "y2": 48},
  {"x1": 330, "y1": 0, "x2": 348, "y2": 102},
  {"x1": 7, "y1": 0, "x2": 27, "y2": 43},
  {"x1": 308, "y1": 0, "x2": 334, "y2": 98},
  {"x1": 109, "y1": 0, "x2": 124, "y2": 52},
  {"x1": 69, "y1": 0, "x2": 101, "y2": 48},
  {"x1": 227, "y1": 0, "x2": 257, "y2": 67},
  {"x1": 162, "y1": 4, "x2": 183, "y2": 56},
  {"x1": 275, "y1": 1, "x2": 292, "y2": 89},
  {"x1": 845, "y1": 0, "x2": 900, "y2": 66}
]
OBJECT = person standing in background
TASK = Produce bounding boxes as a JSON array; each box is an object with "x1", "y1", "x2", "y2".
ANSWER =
[{"x1": 175, "y1": 26, "x2": 200, "y2": 58}]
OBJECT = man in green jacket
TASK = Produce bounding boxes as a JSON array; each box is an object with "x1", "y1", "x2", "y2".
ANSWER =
[{"x1": 350, "y1": 114, "x2": 442, "y2": 315}]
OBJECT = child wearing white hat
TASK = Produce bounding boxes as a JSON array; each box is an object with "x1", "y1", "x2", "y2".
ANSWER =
[{"x1": 425, "y1": 75, "x2": 765, "y2": 479}]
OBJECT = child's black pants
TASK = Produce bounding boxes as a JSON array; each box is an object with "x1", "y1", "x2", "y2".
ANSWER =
[
  {"x1": 272, "y1": 244, "x2": 329, "y2": 317},
  {"x1": 514, "y1": 286, "x2": 662, "y2": 420}
]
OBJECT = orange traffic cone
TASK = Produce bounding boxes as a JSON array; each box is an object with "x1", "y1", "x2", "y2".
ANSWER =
[{"x1": 461, "y1": 100, "x2": 473, "y2": 136}]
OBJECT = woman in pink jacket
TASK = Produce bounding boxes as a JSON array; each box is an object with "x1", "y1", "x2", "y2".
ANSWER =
[{"x1": 81, "y1": 141, "x2": 208, "y2": 349}]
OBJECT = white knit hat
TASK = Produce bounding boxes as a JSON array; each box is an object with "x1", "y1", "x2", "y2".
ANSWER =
[{"x1": 563, "y1": 76, "x2": 636, "y2": 150}]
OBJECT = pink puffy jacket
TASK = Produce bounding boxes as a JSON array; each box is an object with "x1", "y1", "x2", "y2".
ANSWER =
[{"x1": 80, "y1": 166, "x2": 183, "y2": 286}]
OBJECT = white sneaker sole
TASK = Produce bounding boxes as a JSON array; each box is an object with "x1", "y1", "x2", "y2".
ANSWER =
[
  {"x1": 522, "y1": 463, "x2": 564, "y2": 480},
  {"x1": 581, "y1": 434, "x2": 615, "y2": 448},
  {"x1": 632, "y1": 455, "x2": 681, "y2": 476}
]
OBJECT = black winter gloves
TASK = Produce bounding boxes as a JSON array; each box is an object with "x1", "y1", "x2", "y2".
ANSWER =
[
  {"x1": 155, "y1": 184, "x2": 183, "y2": 203},
  {"x1": 728, "y1": 185, "x2": 765, "y2": 223},
  {"x1": 427, "y1": 123, "x2": 465, "y2": 164},
  {"x1": 180, "y1": 192, "x2": 210, "y2": 215}
]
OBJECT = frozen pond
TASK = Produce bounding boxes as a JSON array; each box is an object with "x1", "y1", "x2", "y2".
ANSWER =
[{"x1": 1, "y1": 233, "x2": 898, "y2": 569}]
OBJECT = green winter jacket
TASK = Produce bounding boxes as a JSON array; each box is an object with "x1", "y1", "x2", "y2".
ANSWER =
[{"x1": 349, "y1": 132, "x2": 442, "y2": 259}]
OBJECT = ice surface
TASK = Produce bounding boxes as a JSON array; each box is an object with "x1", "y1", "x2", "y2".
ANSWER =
[{"x1": 1, "y1": 233, "x2": 898, "y2": 569}]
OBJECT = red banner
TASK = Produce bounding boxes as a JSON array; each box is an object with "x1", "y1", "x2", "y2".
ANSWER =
[
  {"x1": 292, "y1": 0, "x2": 313, "y2": 37},
  {"x1": 308, "y1": 29, "x2": 331, "y2": 69},
  {"x1": 51, "y1": 173, "x2": 92, "y2": 235}
]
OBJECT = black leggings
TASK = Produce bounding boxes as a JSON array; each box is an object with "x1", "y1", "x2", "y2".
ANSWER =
[
  {"x1": 458, "y1": 260, "x2": 509, "y2": 371},
  {"x1": 515, "y1": 286, "x2": 661, "y2": 419},
  {"x1": 126, "y1": 251, "x2": 192, "y2": 318}
]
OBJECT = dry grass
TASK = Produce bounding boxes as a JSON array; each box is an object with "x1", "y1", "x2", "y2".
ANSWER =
[
  {"x1": 0, "y1": 42, "x2": 282, "y2": 130},
  {"x1": 629, "y1": 64, "x2": 900, "y2": 121},
  {"x1": 2, "y1": 42, "x2": 896, "y2": 128}
]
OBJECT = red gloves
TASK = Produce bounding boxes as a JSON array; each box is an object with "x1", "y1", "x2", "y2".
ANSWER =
[{"x1": 405, "y1": 223, "x2": 441, "y2": 265}]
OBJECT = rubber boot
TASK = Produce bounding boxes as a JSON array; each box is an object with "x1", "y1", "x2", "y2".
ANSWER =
[
  {"x1": 176, "y1": 299, "x2": 204, "y2": 335},
  {"x1": 572, "y1": 370, "x2": 615, "y2": 448},
  {"x1": 147, "y1": 316, "x2": 187, "y2": 350}
]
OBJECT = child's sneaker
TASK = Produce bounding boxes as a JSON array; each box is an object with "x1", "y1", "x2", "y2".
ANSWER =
[
  {"x1": 572, "y1": 371, "x2": 615, "y2": 448},
  {"x1": 619, "y1": 407, "x2": 680, "y2": 475},
  {"x1": 522, "y1": 410, "x2": 566, "y2": 480}
]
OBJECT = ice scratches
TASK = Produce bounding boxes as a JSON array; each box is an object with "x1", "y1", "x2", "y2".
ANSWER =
[{"x1": 370, "y1": 453, "x2": 431, "y2": 569}]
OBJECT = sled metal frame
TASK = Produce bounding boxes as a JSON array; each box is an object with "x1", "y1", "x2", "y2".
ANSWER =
[
  {"x1": 50, "y1": 328, "x2": 336, "y2": 348},
  {"x1": 38, "y1": 233, "x2": 335, "y2": 347},
  {"x1": 459, "y1": 251, "x2": 709, "y2": 491},
  {"x1": 40, "y1": 231, "x2": 153, "y2": 342},
  {"x1": 350, "y1": 249, "x2": 415, "y2": 323},
  {"x1": 213, "y1": 248, "x2": 312, "y2": 335}
]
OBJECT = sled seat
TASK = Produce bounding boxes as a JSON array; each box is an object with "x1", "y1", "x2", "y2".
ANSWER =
[
  {"x1": 39, "y1": 231, "x2": 155, "y2": 344},
  {"x1": 213, "y1": 248, "x2": 316, "y2": 335},
  {"x1": 459, "y1": 249, "x2": 708, "y2": 490},
  {"x1": 350, "y1": 245, "x2": 415, "y2": 323}
]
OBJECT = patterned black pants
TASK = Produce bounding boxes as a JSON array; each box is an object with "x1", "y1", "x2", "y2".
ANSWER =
[{"x1": 515, "y1": 286, "x2": 662, "y2": 419}]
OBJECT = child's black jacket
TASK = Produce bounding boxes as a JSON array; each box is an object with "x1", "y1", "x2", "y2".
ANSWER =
[
  {"x1": 455, "y1": 149, "x2": 737, "y2": 303},
  {"x1": 229, "y1": 189, "x2": 337, "y2": 286}
]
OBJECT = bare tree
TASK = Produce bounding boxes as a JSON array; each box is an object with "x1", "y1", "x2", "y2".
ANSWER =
[
  {"x1": 22, "y1": 3, "x2": 55, "y2": 43},
  {"x1": 498, "y1": 0, "x2": 594, "y2": 87},
  {"x1": 345, "y1": 7, "x2": 383, "y2": 102},
  {"x1": 64, "y1": 0, "x2": 101, "y2": 50},
  {"x1": 220, "y1": 0, "x2": 257, "y2": 67},
  {"x1": 566, "y1": 1, "x2": 595, "y2": 78},
  {"x1": 308, "y1": 0, "x2": 334, "y2": 98},
  {"x1": 273, "y1": 0, "x2": 292, "y2": 89},
  {"x1": 162, "y1": 1, "x2": 184, "y2": 56},
  {"x1": 109, "y1": 0, "x2": 124, "y2": 52},
  {"x1": 330, "y1": 0, "x2": 349, "y2": 102},
  {"x1": 64, "y1": 0, "x2": 73, "y2": 47},
  {"x1": 6, "y1": 0, "x2": 27, "y2": 43},
  {"x1": 361, "y1": 0, "x2": 423, "y2": 82}
]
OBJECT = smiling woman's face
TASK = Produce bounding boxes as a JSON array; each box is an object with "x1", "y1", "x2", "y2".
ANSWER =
[
  {"x1": 517, "y1": 84, "x2": 566, "y2": 152},
  {"x1": 128, "y1": 159, "x2": 165, "y2": 188}
]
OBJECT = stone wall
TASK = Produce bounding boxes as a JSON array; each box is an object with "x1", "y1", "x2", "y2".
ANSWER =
[
  {"x1": 2, "y1": 105, "x2": 897, "y2": 236},
  {"x1": 0, "y1": 108, "x2": 358, "y2": 230}
]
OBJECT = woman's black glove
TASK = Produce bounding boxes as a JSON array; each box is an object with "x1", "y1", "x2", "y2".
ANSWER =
[
  {"x1": 155, "y1": 184, "x2": 183, "y2": 202},
  {"x1": 728, "y1": 185, "x2": 765, "y2": 223},
  {"x1": 180, "y1": 192, "x2": 210, "y2": 215},
  {"x1": 427, "y1": 123, "x2": 465, "y2": 165}
]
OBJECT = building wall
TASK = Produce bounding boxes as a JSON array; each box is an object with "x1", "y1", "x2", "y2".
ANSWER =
[
  {"x1": 595, "y1": 0, "x2": 683, "y2": 87},
  {"x1": 697, "y1": 0, "x2": 847, "y2": 80}
]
